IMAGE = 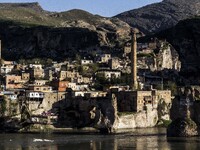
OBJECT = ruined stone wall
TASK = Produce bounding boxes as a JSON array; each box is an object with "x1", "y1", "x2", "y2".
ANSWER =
[
  {"x1": 42, "y1": 92, "x2": 66, "y2": 111},
  {"x1": 154, "y1": 90, "x2": 171, "y2": 103}
]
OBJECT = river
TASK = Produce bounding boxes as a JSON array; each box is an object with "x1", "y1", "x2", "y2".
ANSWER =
[{"x1": 0, "y1": 128, "x2": 200, "y2": 150}]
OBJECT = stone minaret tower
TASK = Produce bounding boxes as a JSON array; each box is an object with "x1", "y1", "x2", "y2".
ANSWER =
[
  {"x1": 0, "y1": 40, "x2": 1, "y2": 74},
  {"x1": 130, "y1": 28, "x2": 138, "y2": 90}
]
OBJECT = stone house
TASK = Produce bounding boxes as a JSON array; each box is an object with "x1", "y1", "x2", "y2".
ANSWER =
[
  {"x1": 97, "y1": 54, "x2": 111, "y2": 63},
  {"x1": 59, "y1": 71, "x2": 67, "y2": 81},
  {"x1": 28, "y1": 85, "x2": 53, "y2": 92},
  {"x1": 28, "y1": 64, "x2": 44, "y2": 79},
  {"x1": 5, "y1": 75, "x2": 23, "y2": 90},
  {"x1": 82, "y1": 77, "x2": 92, "y2": 84},
  {"x1": 28, "y1": 68, "x2": 45, "y2": 79},
  {"x1": 124, "y1": 44, "x2": 131, "y2": 55},
  {"x1": 68, "y1": 82, "x2": 77, "y2": 91},
  {"x1": 25, "y1": 91, "x2": 44, "y2": 112},
  {"x1": 26, "y1": 91, "x2": 44, "y2": 99},
  {"x1": 51, "y1": 80, "x2": 69, "y2": 92},
  {"x1": 81, "y1": 59, "x2": 93, "y2": 65},
  {"x1": 108, "y1": 57, "x2": 121, "y2": 70},
  {"x1": 44, "y1": 68, "x2": 54, "y2": 81},
  {"x1": 96, "y1": 69, "x2": 121, "y2": 80},
  {"x1": 59, "y1": 70, "x2": 82, "y2": 82},
  {"x1": 1, "y1": 64, "x2": 14, "y2": 74},
  {"x1": 34, "y1": 80, "x2": 49, "y2": 86},
  {"x1": 42, "y1": 91, "x2": 66, "y2": 110},
  {"x1": 21, "y1": 72, "x2": 30, "y2": 81}
]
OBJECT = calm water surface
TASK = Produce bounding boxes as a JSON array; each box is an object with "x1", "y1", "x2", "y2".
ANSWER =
[{"x1": 0, "y1": 128, "x2": 200, "y2": 150}]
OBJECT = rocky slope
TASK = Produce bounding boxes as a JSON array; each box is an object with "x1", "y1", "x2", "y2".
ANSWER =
[
  {"x1": 115, "y1": 0, "x2": 200, "y2": 34},
  {"x1": 155, "y1": 17, "x2": 200, "y2": 82},
  {"x1": 0, "y1": 3, "x2": 130, "y2": 60}
]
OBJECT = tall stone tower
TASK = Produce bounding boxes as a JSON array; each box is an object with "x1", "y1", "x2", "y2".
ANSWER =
[
  {"x1": 130, "y1": 28, "x2": 139, "y2": 90},
  {"x1": 0, "y1": 40, "x2": 1, "y2": 74}
]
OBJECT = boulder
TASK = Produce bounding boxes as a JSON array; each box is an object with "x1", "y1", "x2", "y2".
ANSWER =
[{"x1": 167, "y1": 117, "x2": 198, "y2": 137}]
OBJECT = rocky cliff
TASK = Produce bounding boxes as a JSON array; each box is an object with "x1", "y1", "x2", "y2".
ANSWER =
[
  {"x1": 156, "y1": 17, "x2": 200, "y2": 82},
  {"x1": 0, "y1": 3, "x2": 130, "y2": 60},
  {"x1": 167, "y1": 87, "x2": 200, "y2": 137},
  {"x1": 115, "y1": 0, "x2": 200, "y2": 34},
  {"x1": 137, "y1": 40, "x2": 181, "y2": 72}
]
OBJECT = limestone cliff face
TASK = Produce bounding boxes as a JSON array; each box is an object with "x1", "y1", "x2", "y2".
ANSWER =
[
  {"x1": 156, "y1": 17, "x2": 200, "y2": 82},
  {"x1": 137, "y1": 41, "x2": 181, "y2": 72},
  {"x1": 156, "y1": 42, "x2": 181, "y2": 71}
]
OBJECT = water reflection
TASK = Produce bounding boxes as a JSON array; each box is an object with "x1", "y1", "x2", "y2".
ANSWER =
[{"x1": 0, "y1": 128, "x2": 200, "y2": 150}]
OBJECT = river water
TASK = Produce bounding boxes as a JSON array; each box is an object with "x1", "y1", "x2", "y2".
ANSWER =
[{"x1": 0, "y1": 128, "x2": 200, "y2": 150}]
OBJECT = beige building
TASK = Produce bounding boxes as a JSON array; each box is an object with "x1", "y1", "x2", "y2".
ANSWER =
[
  {"x1": 34, "y1": 80, "x2": 49, "y2": 86},
  {"x1": 42, "y1": 92, "x2": 66, "y2": 110},
  {"x1": 96, "y1": 69, "x2": 121, "y2": 80},
  {"x1": 115, "y1": 89, "x2": 171, "y2": 112},
  {"x1": 5, "y1": 75, "x2": 23, "y2": 89},
  {"x1": 29, "y1": 65, "x2": 45, "y2": 79},
  {"x1": 124, "y1": 45, "x2": 131, "y2": 54},
  {"x1": 109, "y1": 58, "x2": 121, "y2": 70},
  {"x1": 21, "y1": 72, "x2": 30, "y2": 81},
  {"x1": 98, "y1": 54, "x2": 111, "y2": 63},
  {"x1": 28, "y1": 85, "x2": 53, "y2": 92}
]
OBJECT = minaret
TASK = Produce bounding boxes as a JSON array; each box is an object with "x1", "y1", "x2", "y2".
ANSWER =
[
  {"x1": 130, "y1": 28, "x2": 139, "y2": 90},
  {"x1": 0, "y1": 40, "x2": 1, "y2": 75}
]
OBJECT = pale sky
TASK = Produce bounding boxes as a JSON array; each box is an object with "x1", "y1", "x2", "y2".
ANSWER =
[{"x1": 0, "y1": 0, "x2": 162, "y2": 17}]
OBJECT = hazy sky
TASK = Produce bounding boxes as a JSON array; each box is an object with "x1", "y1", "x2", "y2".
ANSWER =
[{"x1": 0, "y1": 0, "x2": 162, "y2": 17}]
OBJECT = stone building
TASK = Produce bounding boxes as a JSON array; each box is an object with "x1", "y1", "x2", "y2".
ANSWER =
[
  {"x1": 42, "y1": 91, "x2": 66, "y2": 111},
  {"x1": 108, "y1": 58, "x2": 121, "y2": 70},
  {"x1": 81, "y1": 59, "x2": 93, "y2": 65},
  {"x1": 33, "y1": 80, "x2": 49, "y2": 86},
  {"x1": 28, "y1": 64, "x2": 45, "y2": 79},
  {"x1": 5, "y1": 75, "x2": 23, "y2": 89},
  {"x1": 28, "y1": 85, "x2": 53, "y2": 92},
  {"x1": 112, "y1": 89, "x2": 171, "y2": 112},
  {"x1": 21, "y1": 72, "x2": 30, "y2": 81},
  {"x1": 97, "y1": 54, "x2": 111, "y2": 63},
  {"x1": 96, "y1": 69, "x2": 121, "y2": 80}
]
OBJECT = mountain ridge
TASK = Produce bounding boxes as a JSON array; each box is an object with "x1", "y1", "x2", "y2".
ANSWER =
[
  {"x1": 0, "y1": 3, "x2": 130, "y2": 60},
  {"x1": 115, "y1": 0, "x2": 200, "y2": 34}
]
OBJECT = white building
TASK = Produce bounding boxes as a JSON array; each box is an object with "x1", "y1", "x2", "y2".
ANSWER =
[
  {"x1": 81, "y1": 59, "x2": 93, "y2": 65},
  {"x1": 26, "y1": 91, "x2": 44, "y2": 98}
]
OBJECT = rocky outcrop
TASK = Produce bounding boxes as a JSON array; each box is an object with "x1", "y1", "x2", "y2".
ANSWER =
[
  {"x1": 156, "y1": 17, "x2": 200, "y2": 83},
  {"x1": 167, "y1": 87, "x2": 200, "y2": 137},
  {"x1": 115, "y1": 0, "x2": 200, "y2": 34},
  {"x1": 113, "y1": 109, "x2": 158, "y2": 131},
  {"x1": 167, "y1": 118, "x2": 198, "y2": 137},
  {"x1": 156, "y1": 41, "x2": 181, "y2": 71},
  {"x1": 137, "y1": 40, "x2": 181, "y2": 72}
]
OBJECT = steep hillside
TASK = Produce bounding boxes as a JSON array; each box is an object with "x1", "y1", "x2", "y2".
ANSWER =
[
  {"x1": 0, "y1": 3, "x2": 130, "y2": 60},
  {"x1": 115, "y1": 0, "x2": 200, "y2": 34}
]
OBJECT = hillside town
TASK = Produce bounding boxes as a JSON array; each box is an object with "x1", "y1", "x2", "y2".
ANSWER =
[{"x1": 0, "y1": 29, "x2": 182, "y2": 132}]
